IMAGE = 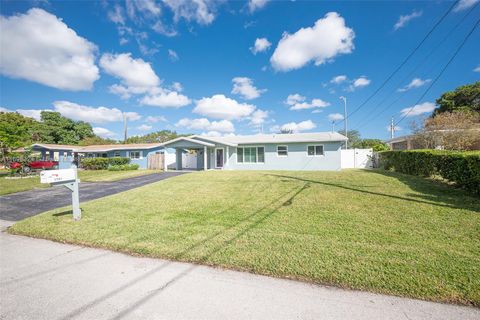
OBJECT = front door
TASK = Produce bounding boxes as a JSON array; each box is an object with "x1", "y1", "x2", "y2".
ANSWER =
[{"x1": 215, "y1": 148, "x2": 224, "y2": 168}]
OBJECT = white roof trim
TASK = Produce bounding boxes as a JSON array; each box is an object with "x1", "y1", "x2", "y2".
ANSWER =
[
  {"x1": 189, "y1": 135, "x2": 237, "y2": 147},
  {"x1": 162, "y1": 137, "x2": 215, "y2": 147}
]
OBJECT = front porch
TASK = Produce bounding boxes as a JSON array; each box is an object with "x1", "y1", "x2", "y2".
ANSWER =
[{"x1": 162, "y1": 137, "x2": 232, "y2": 171}]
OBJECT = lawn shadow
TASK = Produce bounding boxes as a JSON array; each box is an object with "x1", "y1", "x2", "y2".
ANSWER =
[
  {"x1": 53, "y1": 210, "x2": 73, "y2": 217},
  {"x1": 59, "y1": 183, "x2": 309, "y2": 320},
  {"x1": 266, "y1": 171, "x2": 479, "y2": 212}
]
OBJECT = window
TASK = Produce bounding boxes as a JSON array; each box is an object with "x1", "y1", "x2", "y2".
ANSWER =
[
  {"x1": 277, "y1": 145, "x2": 288, "y2": 156},
  {"x1": 307, "y1": 145, "x2": 324, "y2": 156},
  {"x1": 130, "y1": 151, "x2": 141, "y2": 159},
  {"x1": 237, "y1": 147, "x2": 264, "y2": 163},
  {"x1": 102, "y1": 153, "x2": 108, "y2": 158},
  {"x1": 114, "y1": 151, "x2": 120, "y2": 157}
]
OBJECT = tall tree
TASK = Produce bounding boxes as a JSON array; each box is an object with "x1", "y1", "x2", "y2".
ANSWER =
[
  {"x1": 39, "y1": 111, "x2": 94, "y2": 144},
  {"x1": 125, "y1": 130, "x2": 182, "y2": 144},
  {"x1": 434, "y1": 82, "x2": 480, "y2": 115},
  {"x1": 0, "y1": 112, "x2": 40, "y2": 163}
]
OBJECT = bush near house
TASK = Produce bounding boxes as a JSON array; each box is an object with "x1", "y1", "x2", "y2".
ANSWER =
[
  {"x1": 380, "y1": 150, "x2": 480, "y2": 194},
  {"x1": 81, "y1": 157, "x2": 130, "y2": 170},
  {"x1": 108, "y1": 164, "x2": 139, "y2": 171}
]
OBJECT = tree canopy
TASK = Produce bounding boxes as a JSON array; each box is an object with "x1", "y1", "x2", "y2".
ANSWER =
[
  {"x1": 433, "y1": 82, "x2": 480, "y2": 116},
  {"x1": 38, "y1": 111, "x2": 95, "y2": 144},
  {"x1": 125, "y1": 130, "x2": 183, "y2": 144}
]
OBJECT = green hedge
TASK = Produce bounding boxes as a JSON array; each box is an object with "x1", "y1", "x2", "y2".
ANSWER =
[
  {"x1": 81, "y1": 157, "x2": 130, "y2": 170},
  {"x1": 379, "y1": 150, "x2": 480, "y2": 195},
  {"x1": 108, "y1": 164, "x2": 139, "y2": 171}
]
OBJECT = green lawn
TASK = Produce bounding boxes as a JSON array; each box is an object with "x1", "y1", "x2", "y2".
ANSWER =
[
  {"x1": 0, "y1": 170, "x2": 161, "y2": 195},
  {"x1": 9, "y1": 170, "x2": 480, "y2": 306}
]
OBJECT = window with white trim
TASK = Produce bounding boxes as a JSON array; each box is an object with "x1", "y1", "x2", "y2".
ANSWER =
[
  {"x1": 307, "y1": 145, "x2": 324, "y2": 156},
  {"x1": 114, "y1": 151, "x2": 121, "y2": 157},
  {"x1": 237, "y1": 147, "x2": 264, "y2": 163},
  {"x1": 277, "y1": 145, "x2": 288, "y2": 156},
  {"x1": 129, "y1": 151, "x2": 141, "y2": 159}
]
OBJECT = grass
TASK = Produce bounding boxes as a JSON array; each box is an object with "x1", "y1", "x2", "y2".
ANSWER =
[
  {"x1": 0, "y1": 170, "x2": 160, "y2": 195},
  {"x1": 9, "y1": 170, "x2": 480, "y2": 306}
]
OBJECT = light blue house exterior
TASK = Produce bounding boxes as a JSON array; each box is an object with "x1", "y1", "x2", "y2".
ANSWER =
[
  {"x1": 162, "y1": 132, "x2": 347, "y2": 171},
  {"x1": 31, "y1": 143, "x2": 164, "y2": 169}
]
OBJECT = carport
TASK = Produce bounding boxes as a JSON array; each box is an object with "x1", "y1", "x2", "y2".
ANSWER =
[{"x1": 161, "y1": 137, "x2": 215, "y2": 171}]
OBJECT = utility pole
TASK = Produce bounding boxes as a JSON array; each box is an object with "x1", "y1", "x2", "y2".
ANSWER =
[
  {"x1": 123, "y1": 112, "x2": 128, "y2": 143},
  {"x1": 331, "y1": 121, "x2": 336, "y2": 132},
  {"x1": 390, "y1": 117, "x2": 395, "y2": 139},
  {"x1": 340, "y1": 96, "x2": 347, "y2": 149}
]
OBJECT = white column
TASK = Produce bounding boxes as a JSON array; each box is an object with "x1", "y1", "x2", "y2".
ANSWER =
[
  {"x1": 226, "y1": 146, "x2": 229, "y2": 166},
  {"x1": 204, "y1": 146, "x2": 207, "y2": 171},
  {"x1": 163, "y1": 149, "x2": 168, "y2": 171},
  {"x1": 176, "y1": 149, "x2": 181, "y2": 170}
]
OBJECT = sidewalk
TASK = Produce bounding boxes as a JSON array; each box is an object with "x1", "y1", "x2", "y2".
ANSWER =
[{"x1": 1, "y1": 232, "x2": 478, "y2": 320}]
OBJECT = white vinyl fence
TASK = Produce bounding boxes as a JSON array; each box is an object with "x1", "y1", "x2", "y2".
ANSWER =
[{"x1": 341, "y1": 148, "x2": 374, "y2": 169}]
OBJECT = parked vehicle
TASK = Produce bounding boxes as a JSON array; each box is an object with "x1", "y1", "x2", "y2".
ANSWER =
[{"x1": 9, "y1": 160, "x2": 59, "y2": 173}]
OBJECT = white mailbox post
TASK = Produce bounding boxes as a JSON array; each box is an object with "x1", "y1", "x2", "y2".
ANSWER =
[{"x1": 40, "y1": 167, "x2": 81, "y2": 220}]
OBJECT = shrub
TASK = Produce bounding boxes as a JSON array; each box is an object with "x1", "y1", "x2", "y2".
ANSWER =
[
  {"x1": 379, "y1": 150, "x2": 480, "y2": 194},
  {"x1": 108, "y1": 164, "x2": 139, "y2": 171},
  {"x1": 81, "y1": 157, "x2": 110, "y2": 170},
  {"x1": 81, "y1": 157, "x2": 130, "y2": 170},
  {"x1": 108, "y1": 157, "x2": 130, "y2": 166}
]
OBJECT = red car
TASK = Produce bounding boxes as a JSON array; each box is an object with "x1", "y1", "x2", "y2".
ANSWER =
[{"x1": 9, "y1": 160, "x2": 59, "y2": 173}]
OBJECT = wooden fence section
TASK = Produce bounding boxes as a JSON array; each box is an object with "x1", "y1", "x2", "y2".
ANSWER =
[{"x1": 147, "y1": 153, "x2": 164, "y2": 170}]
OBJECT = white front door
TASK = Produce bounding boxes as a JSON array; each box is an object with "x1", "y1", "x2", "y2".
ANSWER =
[{"x1": 183, "y1": 152, "x2": 197, "y2": 169}]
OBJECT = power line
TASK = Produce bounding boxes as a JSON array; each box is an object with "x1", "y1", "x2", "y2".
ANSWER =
[
  {"x1": 337, "y1": 0, "x2": 459, "y2": 126},
  {"x1": 395, "y1": 16, "x2": 480, "y2": 125},
  {"x1": 353, "y1": 3, "x2": 479, "y2": 131}
]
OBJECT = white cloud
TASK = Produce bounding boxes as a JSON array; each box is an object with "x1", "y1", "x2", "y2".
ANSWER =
[
  {"x1": 278, "y1": 120, "x2": 316, "y2": 133},
  {"x1": 231, "y1": 77, "x2": 266, "y2": 100},
  {"x1": 53, "y1": 100, "x2": 141, "y2": 123},
  {"x1": 346, "y1": 76, "x2": 371, "y2": 91},
  {"x1": 474, "y1": 65, "x2": 480, "y2": 72},
  {"x1": 328, "y1": 113, "x2": 344, "y2": 121},
  {"x1": 249, "y1": 109, "x2": 269, "y2": 127},
  {"x1": 168, "y1": 49, "x2": 179, "y2": 61},
  {"x1": 152, "y1": 21, "x2": 178, "y2": 37},
  {"x1": 270, "y1": 12, "x2": 355, "y2": 72},
  {"x1": 353, "y1": 76, "x2": 371, "y2": 88},
  {"x1": 193, "y1": 94, "x2": 256, "y2": 120},
  {"x1": 100, "y1": 53, "x2": 159, "y2": 89},
  {"x1": 453, "y1": 0, "x2": 479, "y2": 12},
  {"x1": 16, "y1": 109, "x2": 44, "y2": 121},
  {"x1": 330, "y1": 75, "x2": 347, "y2": 84},
  {"x1": 248, "y1": 0, "x2": 269, "y2": 12},
  {"x1": 0, "y1": 8, "x2": 99, "y2": 91},
  {"x1": 145, "y1": 115, "x2": 167, "y2": 123},
  {"x1": 176, "y1": 118, "x2": 235, "y2": 133},
  {"x1": 394, "y1": 10, "x2": 422, "y2": 30},
  {"x1": 170, "y1": 82, "x2": 183, "y2": 92},
  {"x1": 386, "y1": 125, "x2": 402, "y2": 132},
  {"x1": 285, "y1": 94, "x2": 330, "y2": 111},
  {"x1": 398, "y1": 78, "x2": 431, "y2": 92},
  {"x1": 140, "y1": 90, "x2": 191, "y2": 108},
  {"x1": 125, "y1": 0, "x2": 161, "y2": 20},
  {"x1": 108, "y1": 5, "x2": 125, "y2": 25},
  {"x1": 312, "y1": 109, "x2": 323, "y2": 114},
  {"x1": 93, "y1": 127, "x2": 117, "y2": 138},
  {"x1": 163, "y1": 0, "x2": 217, "y2": 25},
  {"x1": 250, "y1": 38, "x2": 271, "y2": 54},
  {"x1": 137, "y1": 124, "x2": 153, "y2": 131},
  {"x1": 400, "y1": 102, "x2": 436, "y2": 117}
]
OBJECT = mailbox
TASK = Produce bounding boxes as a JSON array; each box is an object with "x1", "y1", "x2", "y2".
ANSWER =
[{"x1": 40, "y1": 169, "x2": 76, "y2": 184}]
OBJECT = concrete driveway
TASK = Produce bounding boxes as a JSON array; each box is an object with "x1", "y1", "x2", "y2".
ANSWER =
[
  {"x1": 0, "y1": 172, "x2": 186, "y2": 221},
  {"x1": 1, "y1": 232, "x2": 478, "y2": 320}
]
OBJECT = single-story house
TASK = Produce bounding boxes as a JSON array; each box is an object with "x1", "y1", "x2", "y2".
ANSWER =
[
  {"x1": 31, "y1": 143, "x2": 164, "y2": 169},
  {"x1": 162, "y1": 132, "x2": 348, "y2": 171},
  {"x1": 31, "y1": 131, "x2": 348, "y2": 171}
]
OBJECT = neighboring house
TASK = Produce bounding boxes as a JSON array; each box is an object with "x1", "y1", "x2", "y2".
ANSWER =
[
  {"x1": 162, "y1": 132, "x2": 347, "y2": 171},
  {"x1": 386, "y1": 133, "x2": 480, "y2": 150},
  {"x1": 31, "y1": 143, "x2": 164, "y2": 169}
]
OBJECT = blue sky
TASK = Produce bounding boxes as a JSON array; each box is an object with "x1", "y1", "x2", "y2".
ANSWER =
[{"x1": 1, "y1": 0, "x2": 479, "y2": 140}]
